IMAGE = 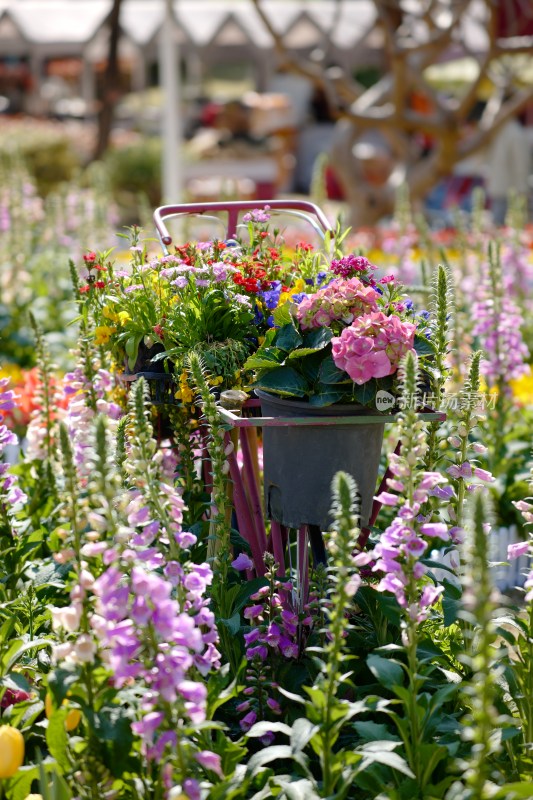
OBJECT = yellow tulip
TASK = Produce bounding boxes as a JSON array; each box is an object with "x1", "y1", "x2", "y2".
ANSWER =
[
  {"x1": 45, "y1": 693, "x2": 82, "y2": 732},
  {"x1": 0, "y1": 725, "x2": 24, "y2": 778}
]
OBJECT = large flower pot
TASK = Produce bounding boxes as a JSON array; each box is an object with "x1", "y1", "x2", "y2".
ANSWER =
[{"x1": 256, "y1": 390, "x2": 386, "y2": 530}]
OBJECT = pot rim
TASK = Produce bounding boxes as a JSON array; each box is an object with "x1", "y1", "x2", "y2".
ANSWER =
[{"x1": 255, "y1": 388, "x2": 382, "y2": 416}]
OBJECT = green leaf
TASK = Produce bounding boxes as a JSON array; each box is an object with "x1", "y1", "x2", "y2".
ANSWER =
[
  {"x1": 218, "y1": 613, "x2": 241, "y2": 636},
  {"x1": 47, "y1": 667, "x2": 81, "y2": 706},
  {"x1": 273, "y1": 303, "x2": 293, "y2": 327},
  {"x1": 367, "y1": 655, "x2": 404, "y2": 688},
  {"x1": 207, "y1": 664, "x2": 240, "y2": 717},
  {"x1": 270, "y1": 778, "x2": 320, "y2": 800},
  {"x1": 125, "y1": 334, "x2": 143, "y2": 370},
  {"x1": 353, "y1": 721, "x2": 400, "y2": 742},
  {"x1": 491, "y1": 783, "x2": 533, "y2": 798},
  {"x1": 247, "y1": 745, "x2": 307, "y2": 776},
  {"x1": 308, "y1": 386, "x2": 347, "y2": 406},
  {"x1": 290, "y1": 718, "x2": 319, "y2": 753},
  {"x1": 46, "y1": 707, "x2": 71, "y2": 772},
  {"x1": 254, "y1": 367, "x2": 309, "y2": 398},
  {"x1": 414, "y1": 334, "x2": 435, "y2": 356},
  {"x1": 1, "y1": 638, "x2": 53, "y2": 676},
  {"x1": 244, "y1": 348, "x2": 286, "y2": 371},
  {"x1": 356, "y1": 741, "x2": 414, "y2": 778},
  {"x1": 9, "y1": 765, "x2": 41, "y2": 800},
  {"x1": 319, "y1": 354, "x2": 351, "y2": 384},
  {"x1": 302, "y1": 327, "x2": 333, "y2": 349},
  {"x1": 247, "y1": 721, "x2": 292, "y2": 738},
  {"x1": 354, "y1": 381, "x2": 377, "y2": 406},
  {"x1": 275, "y1": 323, "x2": 303, "y2": 352}
]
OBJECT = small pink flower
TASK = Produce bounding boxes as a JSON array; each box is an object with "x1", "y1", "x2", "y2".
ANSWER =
[
  {"x1": 374, "y1": 491, "x2": 399, "y2": 506},
  {"x1": 507, "y1": 541, "x2": 530, "y2": 560}
]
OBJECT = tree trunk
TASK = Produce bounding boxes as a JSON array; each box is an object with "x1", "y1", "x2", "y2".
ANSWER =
[{"x1": 92, "y1": 0, "x2": 123, "y2": 161}]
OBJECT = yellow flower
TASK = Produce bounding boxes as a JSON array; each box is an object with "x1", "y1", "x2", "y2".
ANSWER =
[
  {"x1": 510, "y1": 367, "x2": 533, "y2": 407},
  {"x1": 102, "y1": 306, "x2": 120, "y2": 323},
  {"x1": 0, "y1": 363, "x2": 23, "y2": 383},
  {"x1": 45, "y1": 693, "x2": 82, "y2": 732},
  {"x1": 117, "y1": 311, "x2": 131, "y2": 325},
  {"x1": 180, "y1": 386, "x2": 194, "y2": 404},
  {"x1": 0, "y1": 725, "x2": 24, "y2": 778},
  {"x1": 210, "y1": 376, "x2": 223, "y2": 386},
  {"x1": 24, "y1": 795, "x2": 43, "y2": 800},
  {"x1": 293, "y1": 278, "x2": 306, "y2": 293},
  {"x1": 94, "y1": 326, "x2": 117, "y2": 346}
]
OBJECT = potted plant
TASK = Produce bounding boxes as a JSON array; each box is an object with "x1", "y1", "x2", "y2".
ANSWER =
[{"x1": 243, "y1": 251, "x2": 435, "y2": 529}]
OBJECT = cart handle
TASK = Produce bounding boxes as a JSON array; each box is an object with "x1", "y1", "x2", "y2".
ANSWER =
[{"x1": 153, "y1": 199, "x2": 334, "y2": 248}]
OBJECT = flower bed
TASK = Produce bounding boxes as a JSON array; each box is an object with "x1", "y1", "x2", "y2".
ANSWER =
[{"x1": 0, "y1": 192, "x2": 532, "y2": 799}]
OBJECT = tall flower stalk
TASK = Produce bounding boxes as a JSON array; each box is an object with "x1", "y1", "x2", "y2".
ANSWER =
[
  {"x1": 472, "y1": 244, "x2": 529, "y2": 470},
  {"x1": 365, "y1": 350, "x2": 453, "y2": 793},
  {"x1": 448, "y1": 492, "x2": 504, "y2": 800},
  {"x1": 317, "y1": 471, "x2": 362, "y2": 795},
  {"x1": 425, "y1": 262, "x2": 454, "y2": 469}
]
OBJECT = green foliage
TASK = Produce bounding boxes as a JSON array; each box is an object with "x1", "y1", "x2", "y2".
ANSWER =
[{"x1": 103, "y1": 137, "x2": 162, "y2": 220}]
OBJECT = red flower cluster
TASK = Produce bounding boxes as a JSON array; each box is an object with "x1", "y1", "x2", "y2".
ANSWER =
[{"x1": 79, "y1": 281, "x2": 106, "y2": 293}]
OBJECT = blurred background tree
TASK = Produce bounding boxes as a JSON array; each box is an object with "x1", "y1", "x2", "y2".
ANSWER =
[{"x1": 252, "y1": 0, "x2": 533, "y2": 226}]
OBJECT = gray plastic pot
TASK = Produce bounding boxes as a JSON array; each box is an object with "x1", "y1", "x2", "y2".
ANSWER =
[{"x1": 257, "y1": 390, "x2": 385, "y2": 530}]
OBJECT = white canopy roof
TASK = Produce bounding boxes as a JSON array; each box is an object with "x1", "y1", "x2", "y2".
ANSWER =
[{"x1": 0, "y1": 0, "x2": 377, "y2": 49}]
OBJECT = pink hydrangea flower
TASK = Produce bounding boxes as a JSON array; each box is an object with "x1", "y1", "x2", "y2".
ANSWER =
[
  {"x1": 331, "y1": 312, "x2": 416, "y2": 385},
  {"x1": 296, "y1": 277, "x2": 379, "y2": 330}
]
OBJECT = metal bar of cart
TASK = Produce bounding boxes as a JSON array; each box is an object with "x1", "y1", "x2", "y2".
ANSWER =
[{"x1": 154, "y1": 198, "x2": 334, "y2": 250}]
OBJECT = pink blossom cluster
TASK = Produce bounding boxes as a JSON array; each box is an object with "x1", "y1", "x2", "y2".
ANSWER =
[
  {"x1": 236, "y1": 570, "x2": 314, "y2": 742},
  {"x1": 331, "y1": 312, "x2": 416, "y2": 385},
  {"x1": 472, "y1": 282, "x2": 529, "y2": 387},
  {"x1": 296, "y1": 277, "x2": 379, "y2": 330},
  {"x1": 0, "y1": 378, "x2": 27, "y2": 521},
  {"x1": 359, "y1": 466, "x2": 452, "y2": 622},
  {"x1": 330, "y1": 254, "x2": 376, "y2": 279}
]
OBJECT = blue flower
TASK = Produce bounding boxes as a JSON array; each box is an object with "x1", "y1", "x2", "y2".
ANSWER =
[
  {"x1": 291, "y1": 292, "x2": 307, "y2": 304},
  {"x1": 261, "y1": 280, "x2": 282, "y2": 310},
  {"x1": 317, "y1": 271, "x2": 327, "y2": 284}
]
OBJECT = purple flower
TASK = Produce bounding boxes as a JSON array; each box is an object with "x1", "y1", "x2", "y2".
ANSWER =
[
  {"x1": 419, "y1": 523, "x2": 449, "y2": 541},
  {"x1": 243, "y1": 604, "x2": 263, "y2": 621},
  {"x1": 183, "y1": 778, "x2": 201, "y2": 800},
  {"x1": 279, "y1": 635, "x2": 298, "y2": 658},
  {"x1": 246, "y1": 645, "x2": 268, "y2": 661},
  {"x1": 242, "y1": 207, "x2": 270, "y2": 223},
  {"x1": 194, "y1": 750, "x2": 223, "y2": 777},
  {"x1": 447, "y1": 462, "x2": 472, "y2": 479},
  {"x1": 243, "y1": 627, "x2": 262, "y2": 646},
  {"x1": 240, "y1": 710, "x2": 258, "y2": 731},
  {"x1": 232, "y1": 553, "x2": 254, "y2": 571}
]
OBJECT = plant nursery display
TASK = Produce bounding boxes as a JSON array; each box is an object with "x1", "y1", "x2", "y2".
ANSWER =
[{"x1": 0, "y1": 182, "x2": 533, "y2": 800}]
